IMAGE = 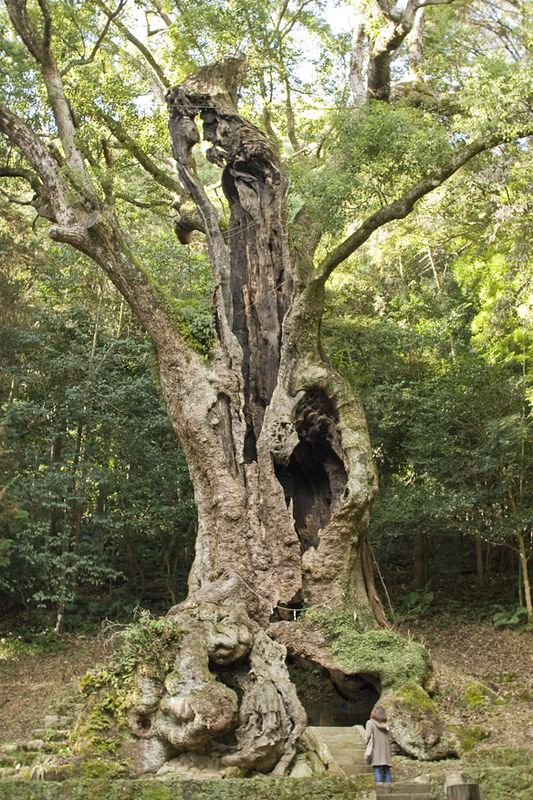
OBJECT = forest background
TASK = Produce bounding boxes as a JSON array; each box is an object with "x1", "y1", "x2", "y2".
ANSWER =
[{"x1": 0, "y1": 0, "x2": 531, "y2": 637}]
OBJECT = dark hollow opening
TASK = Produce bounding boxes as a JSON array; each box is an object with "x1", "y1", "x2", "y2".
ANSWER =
[
  {"x1": 274, "y1": 389, "x2": 348, "y2": 552},
  {"x1": 135, "y1": 713, "x2": 152, "y2": 732},
  {"x1": 270, "y1": 599, "x2": 305, "y2": 622},
  {"x1": 288, "y1": 657, "x2": 379, "y2": 727}
]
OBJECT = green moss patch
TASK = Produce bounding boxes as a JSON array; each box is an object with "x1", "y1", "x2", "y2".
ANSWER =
[
  {"x1": 448, "y1": 724, "x2": 489, "y2": 753},
  {"x1": 462, "y1": 681, "x2": 498, "y2": 709},
  {"x1": 0, "y1": 777, "x2": 378, "y2": 800},
  {"x1": 394, "y1": 681, "x2": 437, "y2": 713},
  {"x1": 303, "y1": 608, "x2": 431, "y2": 689},
  {"x1": 462, "y1": 746, "x2": 533, "y2": 800}
]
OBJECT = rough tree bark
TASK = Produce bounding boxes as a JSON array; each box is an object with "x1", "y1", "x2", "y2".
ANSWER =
[
  {"x1": 120, "y1": 63, "x2": 387, "y2": 773},
  {"x1": 3, "y1": 0, "x2": 529, "y2": 775}
]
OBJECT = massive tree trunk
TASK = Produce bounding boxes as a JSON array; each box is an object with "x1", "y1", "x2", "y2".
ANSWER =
[
  {"x1": 121, "y1": 63, "x2": 447, "y2": 775},
  {"x1": 4, "y1": 0, "x2": 495, "y2": 765},
  {"x1": 163, "y1": 64, "x2": 379, "y2": 620}
]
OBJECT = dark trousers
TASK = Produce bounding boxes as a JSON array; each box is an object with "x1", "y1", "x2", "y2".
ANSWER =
[{"x1": 373, "y1": 765, "x2": 392, "y2": 783}]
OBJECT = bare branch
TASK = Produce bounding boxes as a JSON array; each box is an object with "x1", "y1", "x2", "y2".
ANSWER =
[
  {"x1": 5, "y1": 0, "x2": 94, "y2": 196},
  {"x1": 0, "y1": 103, "x2": 71, "y2": 223},
  {"x1": 4, "y1": 0, "x2": 47, "y2": 61},
  {"x1": 146, "y1": 0, "x2": 174, "y2": 29},
  {"x1": 417, "y1": 0, "x2": 459, "y2": 7},
  {"x1": 115, "y1": 191, "x2": 171, "y2": 209},
  {"x1": 408, "y1": 7, "x2": 425, "y2": 82},
  {"x1": 37, "y1": 0, "x2": 52, "y2": 49},
  {"x1": 316, "y1": 131, "x2": 532, "y2": 282},
  {"x1": 349, "y1": 17, "x2": 367, "y2": 106},
  {"x1": 61, "y1": 0, "x2": 126, "y2": 76},
  {"x1": 97, "y1": 108, "x2": 183, "y2": 195},
  {"x1": 95, "y1": 0, "x2": 170, "y2": 89},
  {"x1": 366, "y1": 0, "x2": 459, "y2": 100},
  {"x1": 282, "y1": 74, "x2": 300, "y2": 152}
]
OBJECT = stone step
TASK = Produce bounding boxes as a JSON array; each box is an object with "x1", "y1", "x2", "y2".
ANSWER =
[
  {"x1": 31, "y1": 728, "x2": 70, "y2": 741},
  {"x1": 302, "y1": 725, "x2": 376, "y2": 780}
]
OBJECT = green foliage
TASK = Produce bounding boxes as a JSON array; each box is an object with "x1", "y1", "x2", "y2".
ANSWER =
[
  {"x1": 323, "y1": 129, "x2": 532, "y2": 607},
  {"x1": 0, "y1": 777, "x2": 386, "y2": 800},
  {"x1": 0, "y1": 631, "x2": 63, "y2": 661},
  {"x1": 491, "y1": 605, "x2": 529, "y2": 629},
  {"x1": 0, "y1": 226, "x2": 196, "y2": 626},
  {"x1": 106, "y1": 610, "x2": 184, "y2": 679},
  {"x1": 291, "y1": 103, "x2": 451, "y2": 235},
  {"x1": 72, "y1": 611, "x2": 183, "y2": 758},
  {"x1": 1, "y1": 0, "x2": 532, "y2": 634},
  {"x1": 394, "y1": 589, "x2": 435, "y2": 623},
  {"x1": 172, "y1": 299, "x2": 216, "y2": 356}
]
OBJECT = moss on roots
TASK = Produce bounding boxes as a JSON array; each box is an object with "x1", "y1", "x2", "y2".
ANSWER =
[{"x1": 303, "y1": 608, "x2": 432, "y2": 690}]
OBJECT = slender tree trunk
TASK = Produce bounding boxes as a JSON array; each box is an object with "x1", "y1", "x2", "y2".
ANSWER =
[
  {"x1": 414, "y1": 530, "x2": 428, "y2": 588},
  {"x1": 475, "y1": 533, "x2": 486, "y2": 589},
  {"x1": 517, "y1": 532, "x2": 533, "y2": 624}
]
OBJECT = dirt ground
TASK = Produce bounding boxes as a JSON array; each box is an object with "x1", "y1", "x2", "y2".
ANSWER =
[
  {"x1": 414, "y1": 622, "x2": 533, "y2": 749},
  {"x1": 0, "y1": 635, "x2": 107, "y2": 741}
]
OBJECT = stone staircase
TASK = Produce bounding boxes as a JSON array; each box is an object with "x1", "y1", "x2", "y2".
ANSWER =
[
  {"x1": 0, "y1": 712, "x2": 73, "y2": 781},
  {"x1": 300, "y1": 726, "x2": 438, "y2": 800},
  {"x1": 300, "y1": 725, "x2": 372, "y2": 777}
]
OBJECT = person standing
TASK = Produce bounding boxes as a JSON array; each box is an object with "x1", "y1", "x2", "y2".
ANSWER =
[{"x1": 365, "y1": 704, "x2": 392, "y2": 784}]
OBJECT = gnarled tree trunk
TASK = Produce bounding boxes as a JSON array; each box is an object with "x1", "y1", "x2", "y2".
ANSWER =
[{"x1": 121, "y1": 63, "x2": 446, "y2": 775}]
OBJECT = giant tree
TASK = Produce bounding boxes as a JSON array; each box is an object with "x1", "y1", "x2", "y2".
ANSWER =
[{"x1": 1, "y1": 0, "x2": 530, "y2": 775}]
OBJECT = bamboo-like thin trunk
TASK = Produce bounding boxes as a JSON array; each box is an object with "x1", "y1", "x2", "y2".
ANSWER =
[
  {"x1": 517, "y1": 532, "x2": 533, "y2": 624},
  {"x1": 475, "y1": 533, "x2": 486, "y2": 589}
]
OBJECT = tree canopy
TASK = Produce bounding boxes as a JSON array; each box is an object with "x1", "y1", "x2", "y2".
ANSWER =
[{"x1": 1, "y1": 0, "x2": 531, "y2": 626}]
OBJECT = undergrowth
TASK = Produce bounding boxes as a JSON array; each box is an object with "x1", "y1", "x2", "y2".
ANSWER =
[{"x1": 71, "y1": 610, "x2": 183, "y2": 757}]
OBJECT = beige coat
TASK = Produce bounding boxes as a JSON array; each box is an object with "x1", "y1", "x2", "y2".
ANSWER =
[{"x1": 365, "y1": 719, "x2": 391, "y2": 766}]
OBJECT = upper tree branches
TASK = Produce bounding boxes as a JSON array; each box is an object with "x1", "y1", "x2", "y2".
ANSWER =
[
  {"x1": 0, "y1": 1, "x2": 201, "y2": 365},
  {"x1": 350, "y1": 0, "x2": 459, "y2": 103}
]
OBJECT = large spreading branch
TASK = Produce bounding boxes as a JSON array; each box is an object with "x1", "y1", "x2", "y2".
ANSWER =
[
  {"x1": 315, "y1": 131, "x2": 532, "y2": 282},
  {"x1": 0, "y1": 107, "x2": 194, "y2": 363},
  {"x1": 5, "y1": 0, "x2": 96, "y2": 198},
  {"x1": 0, "y1": 103, "x2": 72, "y2": 223}
]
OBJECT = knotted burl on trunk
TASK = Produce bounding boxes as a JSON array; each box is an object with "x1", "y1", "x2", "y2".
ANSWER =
[{"x1": 126, "y1": 584, "x2": 306, "y2": 775}]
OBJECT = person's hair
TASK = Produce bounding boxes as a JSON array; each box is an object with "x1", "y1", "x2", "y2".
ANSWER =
[{"x1": 371, "y1": 705, "x2": 388, "y2": 723}]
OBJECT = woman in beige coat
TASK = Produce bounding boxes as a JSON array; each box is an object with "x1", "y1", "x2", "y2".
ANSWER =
[{"x1": 365, "y1": 705, "x2": 392, "y2": 784}]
